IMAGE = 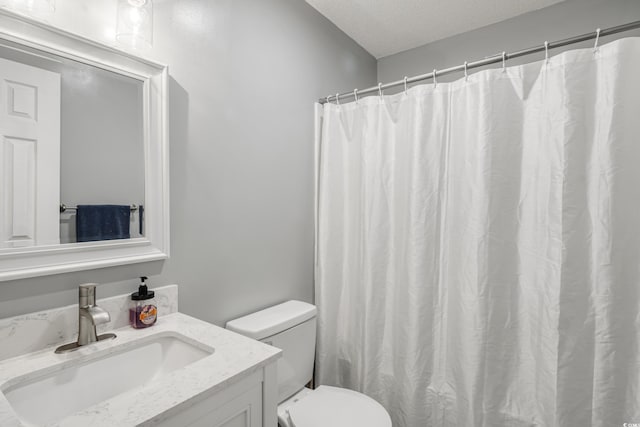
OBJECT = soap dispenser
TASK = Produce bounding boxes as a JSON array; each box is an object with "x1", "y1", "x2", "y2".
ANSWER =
[{"x1": 130, "y1": 276, "x2": 157, "y2": 328}]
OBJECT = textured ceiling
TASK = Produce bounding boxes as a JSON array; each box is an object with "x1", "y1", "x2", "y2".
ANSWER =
[{"x1": 305, "y1": 0, "x2": 565, "y2": 58}]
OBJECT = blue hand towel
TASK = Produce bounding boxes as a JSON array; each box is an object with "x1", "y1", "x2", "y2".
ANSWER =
[{"x1": 76, "y1": 205, "x2": 131, "y2": 242}]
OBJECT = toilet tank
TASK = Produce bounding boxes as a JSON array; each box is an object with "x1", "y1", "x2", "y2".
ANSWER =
[{"x1": 226, "y1": 300, "x2": 317, "y2": 403}]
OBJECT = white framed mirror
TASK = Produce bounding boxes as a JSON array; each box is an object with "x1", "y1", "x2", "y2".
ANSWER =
[{"x1": 0, "y1": 9, "x2": 169, "y2": 281}]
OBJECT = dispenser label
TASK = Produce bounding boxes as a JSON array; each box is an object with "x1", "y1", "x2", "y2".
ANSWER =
[{"x1": 139, "y1": 305, "x2": 157, "y2": 325}]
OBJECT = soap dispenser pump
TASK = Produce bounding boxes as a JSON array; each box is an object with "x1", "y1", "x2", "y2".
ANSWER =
[{"x1": 130, "y1": 276, "x2": 157, "y2": 328}]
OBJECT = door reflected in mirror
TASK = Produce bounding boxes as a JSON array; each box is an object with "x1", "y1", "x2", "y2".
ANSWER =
[{"x1": 0, "y1": 38, "x2": 145, "y2": 248}]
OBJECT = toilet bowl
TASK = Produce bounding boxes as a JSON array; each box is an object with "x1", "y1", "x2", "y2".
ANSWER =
[
  {"x1": 226, "y1": 300, "x2": 392, "y2": 427},
  {"x1": 277, "y1": 385, "x2": 390, "y2": 427}
]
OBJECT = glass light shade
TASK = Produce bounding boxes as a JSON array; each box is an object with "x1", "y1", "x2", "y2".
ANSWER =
[
  {"x1": 0, "y1": 0, "x2": 55, "y2": 19},
  {"x1": 116, "y1": 0, "x2": 153, "y2": 49}
]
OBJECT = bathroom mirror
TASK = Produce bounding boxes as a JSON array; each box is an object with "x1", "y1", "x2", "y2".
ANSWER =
[{"x1": 0, "y1": 9, "x2": 169, "y2": 281}]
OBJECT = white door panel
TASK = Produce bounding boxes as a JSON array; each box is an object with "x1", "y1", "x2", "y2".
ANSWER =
[{"x1": 0, "y1": 56, "x2": 60, "y2": 248}]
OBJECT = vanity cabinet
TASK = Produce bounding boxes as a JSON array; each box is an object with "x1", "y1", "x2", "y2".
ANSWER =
[{"x1": 154, "y1": 365, "x2": 278, "y2": 427}]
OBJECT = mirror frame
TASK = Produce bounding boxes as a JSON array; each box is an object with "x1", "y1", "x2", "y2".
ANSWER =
[{"x1": 0, "y1": 9, "x2": 169, "y2": 281}]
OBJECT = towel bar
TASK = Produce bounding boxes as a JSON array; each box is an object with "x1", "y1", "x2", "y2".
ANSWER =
[{"x1": 60, "y1": 204, "x2": 139, "y2": 213}]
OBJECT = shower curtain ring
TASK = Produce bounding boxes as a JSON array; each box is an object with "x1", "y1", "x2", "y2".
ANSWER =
[
  {"x1": 326, "y1": 95, "x2": 330, "y2": 104},
  {"x1": 433, "y1": 69, "x2": 437, "y2": 87},
  {"x1": 594, "y1": 28, "x2": 601, "y2": 53},
  {"x1": 464, "y1": 61, "x2": 468, "y2": 81},
  {"x1": 335, "y1": 93, "x2": 340, "y2": 106},
  {"x1": 354, "y1": 88, "x2": 359, "y2": 104},
  {"x1": 378, "y1": 82, "x2": 383, "y2": 99},
  {"x1": 502, "y1": 51, "x2": 507, "y2": 72},
  {"x1": 544, "y1": 41, "x2": 549, "y2": 65},
  {"x1": 404, "y1": 76, "x2": 408, "y2": 95}
]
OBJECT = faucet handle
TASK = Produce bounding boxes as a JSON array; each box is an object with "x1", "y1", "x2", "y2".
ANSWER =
[
  {"x1": 79, "y1": 283, "x2": 99, "y2": 307},
  {"x1": 85, "y1": 306, "x2": 111, "y2": 325}
]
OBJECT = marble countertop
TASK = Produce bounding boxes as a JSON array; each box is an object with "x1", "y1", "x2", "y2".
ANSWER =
[{"x1": 0, "y1": 312, "x2": 282, "y2": 426}]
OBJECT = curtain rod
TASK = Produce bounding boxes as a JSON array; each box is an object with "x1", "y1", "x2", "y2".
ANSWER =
[{"x1": 319, "y1": 20, "x2": 640, "y2": 105}]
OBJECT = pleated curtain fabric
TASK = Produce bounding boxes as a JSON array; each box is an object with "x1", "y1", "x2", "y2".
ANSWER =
[{"x1": 315, "y1": 38, "x2": 640, "y2": 427}]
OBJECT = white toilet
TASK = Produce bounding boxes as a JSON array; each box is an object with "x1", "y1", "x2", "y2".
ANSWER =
[{"x1": 226, "y1": 300, "x2": 392, "y2": 427}]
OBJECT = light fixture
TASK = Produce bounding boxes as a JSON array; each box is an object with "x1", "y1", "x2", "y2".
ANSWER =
[
  {"x1": 0, "y1": 0, "x2": 55, "y2": 19},
  {"x1": 116, "y1": 0, "x2": 153, "y2": 49}
]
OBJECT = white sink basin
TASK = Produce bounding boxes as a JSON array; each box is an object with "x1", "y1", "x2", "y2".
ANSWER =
[{"x1": 2, "y1": 333, "x2": 214, "y2": 426}]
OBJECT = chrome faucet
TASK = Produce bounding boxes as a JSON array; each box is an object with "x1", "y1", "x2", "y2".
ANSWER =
[
  {"x1": 55, "y1": 283, "x2": 116, "y2": 354},
  {"x1": 78, "y1": 283, "x2": 111, "y2": 345}
]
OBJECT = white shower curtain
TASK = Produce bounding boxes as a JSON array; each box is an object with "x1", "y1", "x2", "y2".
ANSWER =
[{"x1": 315, "y1": 38, "x2": 640, "y2": 427}]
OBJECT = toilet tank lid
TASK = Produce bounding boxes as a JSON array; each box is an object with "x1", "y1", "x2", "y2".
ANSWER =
[{"x1": 226, "y1": 300, "x2": 317, "y2": 340}]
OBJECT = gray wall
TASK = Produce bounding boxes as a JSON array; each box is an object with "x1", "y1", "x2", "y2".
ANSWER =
[
  {"x1": 0, "y1": 0, "x2": 376, "y2": 324},
  {"x1": 60, "y1": 64, "x2": 144, "y2": 206},
  {"x1": 378, "y1": 0, "x2": 640, "y2": 89}
]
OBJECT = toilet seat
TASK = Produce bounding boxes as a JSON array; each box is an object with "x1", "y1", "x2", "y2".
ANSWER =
[{"x1": 278, "y1": 386, "x2": 391, "y2": 427}]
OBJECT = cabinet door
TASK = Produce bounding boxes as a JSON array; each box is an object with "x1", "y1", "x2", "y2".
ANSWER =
[
  {"x1": 188, "y1": 383, "x2": 262, "y2": 427},
  {"x1": 153, "y1": 371, "x2": 265, "y2": 427}
]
